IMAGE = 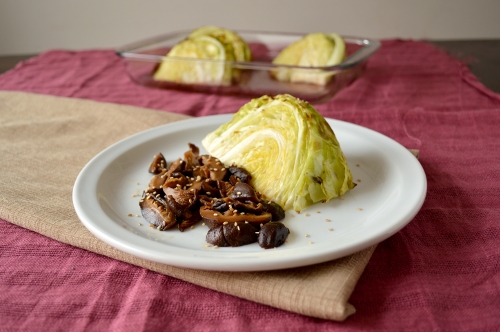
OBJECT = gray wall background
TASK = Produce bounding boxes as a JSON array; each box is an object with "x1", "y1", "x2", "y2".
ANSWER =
[{"x1": 1, "y1": 0, "x2": 499, "y2": 55}]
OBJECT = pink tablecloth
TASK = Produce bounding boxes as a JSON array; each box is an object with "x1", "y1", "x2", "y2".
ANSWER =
[{"x1": 1, "y1": 40, "x2": 500, "y2": 331}]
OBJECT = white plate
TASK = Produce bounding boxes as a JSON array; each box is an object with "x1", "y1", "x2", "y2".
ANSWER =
[{"x1": 73, "y1": 114, "x2": 426, "y2": 272}]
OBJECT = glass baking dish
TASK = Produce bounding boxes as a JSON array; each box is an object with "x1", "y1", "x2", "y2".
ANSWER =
[{"x1": 116, "y1": 30, "x2": 380, "y2": 103}]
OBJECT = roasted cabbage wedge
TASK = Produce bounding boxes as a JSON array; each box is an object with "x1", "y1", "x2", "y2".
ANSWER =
[
  {"x1": 153, "y1": 26, "x2": 251, "y2": 85},
  {"x1": 202, "y1": 94, "x2": 355, "y2": 212},
  {"x1": 271, "y1": 33, "x2": 346, "y2": 86}
]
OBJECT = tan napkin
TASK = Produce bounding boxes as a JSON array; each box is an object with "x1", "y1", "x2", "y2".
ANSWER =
[{"x1": 0, "y1": 91, "x2": 415, "y2": 321}]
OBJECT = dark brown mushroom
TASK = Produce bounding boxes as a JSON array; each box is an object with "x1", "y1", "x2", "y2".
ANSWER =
[
  {"x1": 201, "y1": 179, "x2": 221, "y2": 198},
  {"x1": 260, "y1": 200, "x2": 286, "y2": 221},
  {"x1": 139, "y1": 192, "x2": 176, "y2": 230},
  {"x1": 223, "y1": 221, "x2": 258, "y2": 247},
  {"x1": 232, "y1": 200, "x2": 263, "y2": 215},
  {"x1": 258, "y1": 222, "x2": 290, "y2": 249},
  {"x1": 227, "y1": 166, "x2": 252, "y2": 183},
  {"x1": 149, "y1": 153, "x2": 167, "y2": 174},
  {"x1": 166, "y1": 158, "x2": 185, "y2": 177},
  {"x1": 206, "y1": 225, "x2": 230, "y2": 247},
  {"x1": 229, "y1": 182, "x2": 259, "y2": 203}
]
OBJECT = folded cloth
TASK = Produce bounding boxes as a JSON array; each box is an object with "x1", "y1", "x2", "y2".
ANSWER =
[{"x1": 0, "y1": 91, "x2": 390, "y2": 321}]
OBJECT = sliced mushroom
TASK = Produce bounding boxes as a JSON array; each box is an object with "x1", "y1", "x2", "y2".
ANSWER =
[
  {"x1": 139, "y1": 192, "x2": 176, "y2": 230},
  {"x1": 261, "y1": 200, "x2": 286, "y2": 221},
  {"x1": 149, "y1": 169, "x2": 168, "y2": 190},
  {"x1": 229, "y1": 182, "x2": 259, "y2": 203},
  {"x1": 258, "y1": 222, "x2": 290, "y2": 249},
  {"x1": 200, "y1": 206, "x2": 272, "y2": 229},
  {"x1": 231, "y1": 200, "x2": 263, "y2": 215},
  {"x1": 199, "y1": 155, "x2": 227, "y2": 181},
  {"x1": 149, "y1": 153, "x2": 167, "y2": 174},
  {"x1": 178, "y1": 212, "x2": 201, "y2": 232},
  {"x1": 162, "y1": 172, "x2": 188, "y2": 189},
  {"x1": 166, "y1": 158, "x2": 185, "y2": 177},
  {"x1": 201, "y1": 179, "x2": 221, "y2": 198},
  {"x1": 184, "y1": 143, "x2": 200, "y2": 170},
  {"x1": 228, "y1": 166, "x2": 252, "y2": 183}
]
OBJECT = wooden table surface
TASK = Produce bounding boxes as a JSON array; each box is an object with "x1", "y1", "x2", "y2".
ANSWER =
[{"x1": 1, "y1": 40, "x2": 499, "y2": 93}]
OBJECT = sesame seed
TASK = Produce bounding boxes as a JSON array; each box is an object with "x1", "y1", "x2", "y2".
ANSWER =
[
  {"x1": 304, "y1": 213, "x2": 310, "y2": 216},
  {"x1": 214, "y1": 245, "x2": 219, "y2": 249},
  {"x1": 328, "y1": 228, "x2": 334, "y2": 231},
  {"x1": 233, "y1": 209, "x2": 238, "y2": 213},
  {"x1": 325, "y1": 219, "x2": 331, "y2": 222},
  {"x1": 223, "y1": 221, "x2": 228, "y2": 225},
  {"x1": 202, "y1": 223, "x2": 206, "y2": 226},
  {"x1": 213, "y1": 213, "x2": 218, "y2": 216},
  {"x1": 213, "y1": 168, "x2": 218, "y2": 171},
  {"x1": 316, "y1": 210, "x2": 320, "y2": 213},
  {"x1": 221, "y1": 168, "x2": 225, "y2": 171},
  {"x1": 127, "y1": 213, "x2": 133, "y2": 217},
  {"x1": 190, "y1": 226, "x2": 194, "y2": 229},
  {"x1": 205, "y1": 243, "x2": 211, "y2": 247},
  {"x1": 149, "y1": 224, "x2": 155, "y2": 228},
  {"x1": 255, "y1": 232, "x2": 260, "y2": 234},
  {"x1": 305, "y1": 234, "x2": 309, "y2": 237},
  {"x1": 237, "y1": 191, "x2": 242, "y2": 195},
  {"x1": 241, "y1": 212, "x2": 245, "y2": 215},
  {"x1": 358, "y1": 208, "x2": 363, "y2": 211},
  {"x1": 135, "y1": 215, "x2": 140, "y2": 217},
  {"x1": 190, "y1": 177, "x2": 194, "y2": 181},
  {"x1": 206, "y1": 191, "x2": 211, "y2": 195},
  {"x1": 237, "y1": 226, "x2": 240, "y2": 231},
  {"x1": 138, "y1": 223, "x2": 142, "y2": 226},
  {"x1": 157, "y1": 225, "x2": 162, "y2": 230},
  {"x1": 308, "y1": 241, "x2": 313, "y2": 245},
  {"x1": 234, "y1": 222, "x2": 237, "y2": 226},
  {"x1": 244, "y1": 221, "x2": 248, "y2": 224}
]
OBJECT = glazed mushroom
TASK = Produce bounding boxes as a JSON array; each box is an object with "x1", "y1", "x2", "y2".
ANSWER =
[
  {"x1": 258, "y1": 222, "x2": 290, "y2": 249},
  {"x1": 139, "y1": 143, "x2": 289, "y2": 249},
  {"x1": 199, "y1": 205, "x2": 272, "y2": 229},
  {"x1": 139, "y1": 191, "x2": 176, "y2": 230},
  {"x1": 149, "y1": 153, "x2": 167, "y2": 174}
]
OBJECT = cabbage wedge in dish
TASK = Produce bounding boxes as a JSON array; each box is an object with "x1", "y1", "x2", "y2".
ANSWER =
[
  {"x1": 202, "y1": 94, "x2": 355, "y2": 212},
  {"x1": 271, "y1": 32, "x2": 346, "y2": 86},
  {"x1": 153, "y1": 26, "x2": 251, "y2": 86}
]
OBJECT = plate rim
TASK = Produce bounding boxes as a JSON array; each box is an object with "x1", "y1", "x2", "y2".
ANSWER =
[{"x1": 72, "y1": 114, "x2": 427, "y2": 271}]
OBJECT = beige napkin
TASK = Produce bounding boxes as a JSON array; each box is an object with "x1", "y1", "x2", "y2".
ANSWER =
[{"x1": 0, "y1": 91, "x2": 414, "y2": 321}]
